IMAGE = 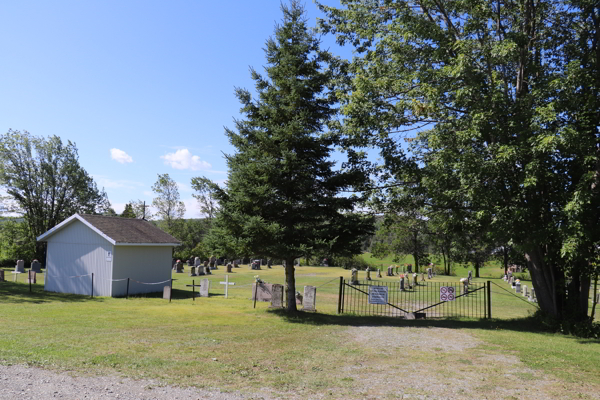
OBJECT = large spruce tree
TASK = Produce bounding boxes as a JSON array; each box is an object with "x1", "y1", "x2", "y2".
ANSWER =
[{"x1": 213, "y1": 1, "x2": 373, "y2": 311}]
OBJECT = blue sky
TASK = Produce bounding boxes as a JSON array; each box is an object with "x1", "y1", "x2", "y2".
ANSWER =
[{"x1": 0, "y1": 0, "x2": 352, "y2": 218}]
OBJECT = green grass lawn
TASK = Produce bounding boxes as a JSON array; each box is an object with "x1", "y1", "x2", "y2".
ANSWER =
[{"x1": 1, "y1": 264, "x2": 598, "y2": 398}]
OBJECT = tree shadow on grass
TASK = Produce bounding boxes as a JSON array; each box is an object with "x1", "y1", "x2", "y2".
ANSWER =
[
  {"x1": 0, "y1": 281, "x2": 105, "y2": 304},
  {"x1": 270, "y1": 309, "x2": 600, "y2": 344}
]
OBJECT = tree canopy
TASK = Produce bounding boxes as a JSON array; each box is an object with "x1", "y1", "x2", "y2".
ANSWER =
[
  {"x1": 319, "y1": 0, "x2": 600, "y2": 321},
  {"x1": 0, "y1": 130, "x2": 109, "y2": 258}
]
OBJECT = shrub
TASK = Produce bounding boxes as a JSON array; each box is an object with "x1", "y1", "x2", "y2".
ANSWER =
[{"x1": 334, "y1": 255, "x2": 372, "y2": 270}]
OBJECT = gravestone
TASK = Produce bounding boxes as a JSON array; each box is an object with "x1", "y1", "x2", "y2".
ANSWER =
[
  {"x1": 503, "y1": 274, "x2": 507, "y2": 281},
  {"x1": 189, "y1": 267, "x2": 196, "y2": 277},
  {"x1": 386, "y1": 266, "x2": 394, "y2": 277},
  {"x1": 199, "y1": 278, "x2": 210, "y2": 297},
  {"x1": 406, "y1": 275, "x2": 411, "y2": 289},
  {"x1": 233, "y1": 259, "x2": 240, "y2": 268},
  {"x1": 15, "y1": 260, "x2": 25, "y2": 273},
  {"x1": 462, "y1": 282, "x2": 469, "y2": 294},
  {"x1": 269, "y1": 284, "x2": 284, "y2": 308},
  {"x1": 209, "y1": 256, "x2": 216, "y2": 269},
  {"x1": 365, "y1": 268, "x2": 371, "y2": 281},
  {"x1": 204, "y1": 265, "x2": 212, "y2": 275},
  {"x1": 163, "y1": 285, "x2": 171, "y2": 300},
  {"x1": 194, "y1": 257, "x2": 202, "y2": 267},
  {"x1": 295, "y1": 291, "x2": 303, "y2": 305},
  {"x1": 395, "y1": 266, "x2": 399, "y2": 274},
  {"x1": 400, "y1": 277, "x2": 405, "y2": 291},
  {"x1": 523, "y1": 285, "x2": 528, "y2": 297},
  {"x1": 595, "y1": 292, "x2": 599, "y2": 304},
  {"x1": 515, "y1": 282, "x2": 521, "y2": 293},
  {"x1": 468, "y1": 270, "x2": 472, "y2": 282},
  {"x1": 413, "y1": 273, "x2": 418, "y2": 287},
  {"x1": 27, "y1": 271, "x2": 36, "y2": 284},
  {"x1": 267, "y1": 259, "x2": 272, "y2": 269},
  {"x1": 529, "y1": 287, "x2": 536, "y2": 302},
  {"x1": 407, "y1": 264, "x2": 412, "y2": 273},
  {"x1": 252, "y1": 282, "x2": 273, "y2": 302},
  {"x1": 377, "y1": 269, "x2": 382, "y2": 278},
  {"x1": 196, "y1": 266, "x2": 205, "y2": 276},
  {"x1": 226, "y1": 263, "x2": 233, "y2": 273},
  {"x1": 175, "y1": 260, "x2": 184, "y2": 273},
  {"x1": 30, "y1": 260, "x2": 41, "y2": 273},
  {"x1": 187, "y1": 258, "x2": 193, "y2": 266},
  {"x1": 303, "y1": 285, "x2": 316, "y2": 312},
  {"x1": 350, "y1": 268, "x2": 359, "y2": 285},
  {"x1": 421, "y1": 273, "x2": 425, "y2": 282},
  {"x1": 427, "y1": 268, "x2": 433, "y2": 279}
]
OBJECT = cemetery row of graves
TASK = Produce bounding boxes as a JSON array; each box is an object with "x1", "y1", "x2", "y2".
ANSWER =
[{"x1": 5, "y1": 255, "x2": 590, "y2": 322}]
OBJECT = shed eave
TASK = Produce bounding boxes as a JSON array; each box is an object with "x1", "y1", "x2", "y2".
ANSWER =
[{"x1": 115, "y1": 242, "x2": 180, "y2": 247}]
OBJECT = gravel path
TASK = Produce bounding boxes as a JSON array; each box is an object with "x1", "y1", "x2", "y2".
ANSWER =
[{"x1": 0, "y1": 364, "x2": 275, "y2": 400}]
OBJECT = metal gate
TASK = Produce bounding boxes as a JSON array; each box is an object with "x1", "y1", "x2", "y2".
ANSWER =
[{"x1": 337, "y1": 277, "x2": 491, "y2": 319}]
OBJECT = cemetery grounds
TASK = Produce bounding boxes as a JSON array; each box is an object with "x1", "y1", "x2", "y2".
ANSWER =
[{"x1": 0, "y1": 263, "x2": 599, "y2": 399}]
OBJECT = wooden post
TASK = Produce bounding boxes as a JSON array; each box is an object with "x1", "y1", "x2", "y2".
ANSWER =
[
  {"x1": 253, "y1": 281, "x2": 258, "y2": 309},
  {"x1": 126, "y1": 278, "x2": 130, "y2": 299},
  {"x1": 487, "y1": 281, "x2": 492, "y2": 319},
  {"x1": 91, "y1": 273, "x2": 94, "y2": 298},
  {"x1": 338, "y1": 276, "x2": 343, "y2": 314}
]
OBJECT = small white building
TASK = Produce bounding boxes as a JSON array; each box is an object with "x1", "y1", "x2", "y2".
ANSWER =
[{"x1": 37, "y1": 214, "x2": 180, "y2": 297}]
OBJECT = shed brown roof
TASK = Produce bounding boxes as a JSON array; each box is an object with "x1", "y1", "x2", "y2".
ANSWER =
[{"x1": 79, "y1": 214, "x2": 181, "y2": 244}]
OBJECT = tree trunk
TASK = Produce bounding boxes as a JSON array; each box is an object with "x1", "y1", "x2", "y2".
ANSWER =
[
  {"x1": 413, "y1": 252, "x2": 419, "y2": 273},
  {"x1": 567, "y1": 262, "x2": 592, "y2": 321},
  {"x1": 284, "y1": 257, "x2": 297, "y2": 312},
  {"x1": 441, "y1": 248, "x2": 447, "y2": 275},
  {"x1": 475, "y1": 261, "x2": 480, "y2": 278},
  {"x1": 503, "y1": 246, "x2": 509, "y2": 275},
  {"x1": 525, "y1": 245, "x2": 562, "y2": 318},
  {"x1": 591, "y1": 273, "x2": 598, "y2": 322}
]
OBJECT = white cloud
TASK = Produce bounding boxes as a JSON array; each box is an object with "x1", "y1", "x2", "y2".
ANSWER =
[
  {"x1": 160, "y1": 149, "x2": 211, "y2": 171},
  {"x1": 110, "y1": 148, "x2": 133, "y2": 164}
]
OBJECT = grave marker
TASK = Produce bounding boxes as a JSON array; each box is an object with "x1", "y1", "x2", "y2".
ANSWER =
[
  {"x1": 303, "y1": 285, "x2": 317, "y2": 312},
  {"x1": 270, "y1": 284, "x2": 284, "y2": 308},
  {"x1": 219, "y1": 275, "x2": 235, "y2": 298},
  {"x1": 199, "y1": 278, "x2": 210, "y2": 297}
]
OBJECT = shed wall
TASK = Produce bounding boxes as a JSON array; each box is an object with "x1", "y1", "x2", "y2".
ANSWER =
[
  {"x1": 111, "y1": 246, "x2": 172, "y2": 296},
  {"x1": 44, "y1": 220, "x2": 113, "y2": 296}
]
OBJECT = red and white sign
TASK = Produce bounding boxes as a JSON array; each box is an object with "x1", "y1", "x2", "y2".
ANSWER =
[{"x1": 440, "y1": 286, "x2": 455, "y2": 301}]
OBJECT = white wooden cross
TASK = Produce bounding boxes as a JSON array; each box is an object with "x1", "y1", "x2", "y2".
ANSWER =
[{"x1": 219, "y1": 275, "x2": 235, "y2": 298}]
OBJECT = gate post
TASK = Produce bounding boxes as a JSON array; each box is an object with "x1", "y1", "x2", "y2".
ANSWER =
[
  {"x1": 487, "y1": 281, "x2": 492, "y2": 319},
  {"x1": 338, "y1": 276, "x2": 343, "y2": 314}
]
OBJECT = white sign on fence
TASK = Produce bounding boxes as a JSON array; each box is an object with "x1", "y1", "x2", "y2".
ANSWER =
[
  {"x1": 369, "y1": 286, "x2": 388, "y2": 305},
  {"x1": 440, "y1": 286, "x2": 455, "y2": 301}
]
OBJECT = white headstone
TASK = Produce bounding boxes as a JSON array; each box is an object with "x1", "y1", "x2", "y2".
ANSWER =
[
  {"x1": 199, "y1": 278, "x2": 210, "y2": 297},
  {"x1": 303, "y1": 285, "x2": 316, "y2": 312},
  {"x1": 269, "y1": 284, "x2": 284, "y2": 308},
  {"x1": 15, "y1": 260, "x2": 25, "y2": 273}
]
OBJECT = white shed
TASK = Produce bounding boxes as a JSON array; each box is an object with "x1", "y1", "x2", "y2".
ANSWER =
[{"x1": 37, "y1": 214, "x2": 180, "y2": 297}]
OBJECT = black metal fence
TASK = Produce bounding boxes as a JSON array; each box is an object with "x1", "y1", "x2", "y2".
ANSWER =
[{"x1": 338, "y1": 277, "x2": 491, "y2": 319}]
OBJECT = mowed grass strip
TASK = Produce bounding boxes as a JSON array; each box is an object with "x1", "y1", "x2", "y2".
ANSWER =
[{"x1": 0, "y1": 264, "x2": 598, "y2": 397}]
